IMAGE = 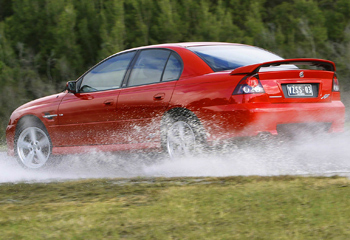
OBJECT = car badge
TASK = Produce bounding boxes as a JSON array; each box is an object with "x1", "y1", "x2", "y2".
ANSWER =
[
  {"x1": 321, "y1": 94, "x2": 330, "y2": 100},
  {"x1": 299, "y1": 71, "x2": 304, "y2": 78}
]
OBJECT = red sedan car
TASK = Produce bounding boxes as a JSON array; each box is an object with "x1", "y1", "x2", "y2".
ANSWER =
[{"x1": 6, "y1": 42, "x2": 345, "y2": 169}]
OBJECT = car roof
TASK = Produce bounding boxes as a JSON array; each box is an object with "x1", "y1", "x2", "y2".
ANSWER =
[{"x1": 125, "y1": 42, "x2": 246, "y2": 51}]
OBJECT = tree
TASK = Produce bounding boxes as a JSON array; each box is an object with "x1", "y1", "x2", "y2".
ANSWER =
[{"x1": 98, "y1": 0, "x2": 126, "y2": 60}]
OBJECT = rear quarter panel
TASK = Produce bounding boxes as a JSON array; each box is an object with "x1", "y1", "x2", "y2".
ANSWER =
[{"x1": 170, "y1": 72, "x2": 247, "y2": 138}]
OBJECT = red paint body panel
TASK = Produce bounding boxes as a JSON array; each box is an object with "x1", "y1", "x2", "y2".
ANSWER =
[
  {"x1": 6, "y1": 93, "x2": 65, "y2": 156},
  {"x1": 6, "y1": 42, "x2": 345, "y2": 156},
  {"x1": 55, "y1": 90, "x2": 120, "y2": 146},
  {"x1": 116, "y1": 81, "x2": 176, "y2": 143},
  {"x1": 197, "y1": 101, "x2": 344, "y2": 142}
]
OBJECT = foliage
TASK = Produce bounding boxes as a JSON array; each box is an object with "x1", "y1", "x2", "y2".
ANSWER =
[
  {"x1": 1, "y1": 0, "x2": 350, "y2": 140},
  {"x1": 1, "y1": 176, "x2": 350, "y2": 239}
]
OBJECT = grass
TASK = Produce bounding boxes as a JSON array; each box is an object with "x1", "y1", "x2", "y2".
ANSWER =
[{"x1": 1, "y1": 176, "x2": 350, "y2": 239}]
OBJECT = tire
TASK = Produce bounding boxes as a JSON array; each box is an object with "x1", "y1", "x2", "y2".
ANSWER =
[
  {"x1": 163, "y1": 115, "x2": 206, "y2": 158},
  {"x1": 14, "y1": 120, "x2": 58, "y2": 169}
]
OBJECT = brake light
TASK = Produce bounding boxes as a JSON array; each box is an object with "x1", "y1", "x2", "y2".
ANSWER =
[
  {"x1": 233, "y1": 75, "x2": 265, "y2": 94},
  {"x1": 333, "y1": 74, "x2": 340, "y2": 92}
]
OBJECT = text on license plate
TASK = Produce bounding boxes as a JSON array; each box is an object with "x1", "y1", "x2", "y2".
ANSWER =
[{"x1": 287, "y1": 84, "x2": 313, "y2": 96}]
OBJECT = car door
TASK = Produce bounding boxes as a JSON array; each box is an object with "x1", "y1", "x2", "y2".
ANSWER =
[
  {"x1": 54, "y1": 51, "x2": 136, "y2": 146},
  {"x1": 116, "y1": 49, "x2": 183, "y2": 144}
]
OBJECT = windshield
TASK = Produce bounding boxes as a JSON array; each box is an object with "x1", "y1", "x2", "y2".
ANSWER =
[{"x1": 188, "y1": 45, "x2": 285, "y2": 71}]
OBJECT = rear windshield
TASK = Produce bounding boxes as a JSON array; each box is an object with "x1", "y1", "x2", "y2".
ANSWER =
[{"x1": 188, "y1": 45, "x2": 284, "y2": 71}]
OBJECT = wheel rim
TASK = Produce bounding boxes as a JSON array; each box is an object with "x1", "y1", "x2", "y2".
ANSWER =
[
  {"x1": 167, "y1": 121, "x2": 196, "y2": 158},
  {"x1": 16, "y1": 127, "x2": 51, "y2": 169}
]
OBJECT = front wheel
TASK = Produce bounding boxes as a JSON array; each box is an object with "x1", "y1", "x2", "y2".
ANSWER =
[{"x1": 15, "y1": 123, "x2": 53, "y2": 169}]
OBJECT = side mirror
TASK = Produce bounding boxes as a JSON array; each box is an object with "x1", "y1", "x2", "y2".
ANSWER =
[{"x1": 66, "y1": 81, "x2": 77, "y2": 93}]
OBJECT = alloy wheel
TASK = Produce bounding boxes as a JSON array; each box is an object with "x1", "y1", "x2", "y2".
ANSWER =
[
  {"x1": 167, "y1": 121, "x2": 196, "y2": 158},
  {"x1": 16, "y1": 127, "x2": 51, "y2": 169}
]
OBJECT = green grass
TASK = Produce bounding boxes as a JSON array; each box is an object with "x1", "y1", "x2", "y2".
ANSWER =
[{"x1": 1, "y1": 176, "x2": 350, "y2": 239}]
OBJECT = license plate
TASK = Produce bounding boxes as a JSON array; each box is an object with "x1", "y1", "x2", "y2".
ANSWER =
[{"x1": 286, "y1": 84, "x2": 313, "y2": 96}]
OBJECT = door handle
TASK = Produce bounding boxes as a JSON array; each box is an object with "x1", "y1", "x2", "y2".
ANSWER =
[
  {"x1": 104, "y1": 99, "x2": 114, "y2": 106},
  {"x1": 153, "y1": 93, "x2": 165, "y2": 100}
]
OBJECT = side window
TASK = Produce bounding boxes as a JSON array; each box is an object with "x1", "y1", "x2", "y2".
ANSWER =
[
  {"x1": 128, "y1": 49, "x2": 170, "y2": 87},
  {"x1": 80, "y1": 51, "x2": 135, "y2": 92},
  {"x1": 162, "y1": 53, "x2": 182, "y2": 81}
]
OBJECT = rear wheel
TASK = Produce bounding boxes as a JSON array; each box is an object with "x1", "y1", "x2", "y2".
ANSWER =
[
  {"x1": 164, "y1": 115, "x2": 206, "y2": 158},
  {"x1": 15, "y1": 121, "x2": 56, "y2": 169}
]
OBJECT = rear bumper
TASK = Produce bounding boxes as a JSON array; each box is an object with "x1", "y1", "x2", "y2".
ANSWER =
[{"x1": 200, "y1": 101, "x2": 345, "y2": 142}]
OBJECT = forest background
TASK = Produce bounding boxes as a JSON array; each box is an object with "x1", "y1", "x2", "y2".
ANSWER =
[{"x1": 0, "y1": 0, "x2": 350, "y2": 141}]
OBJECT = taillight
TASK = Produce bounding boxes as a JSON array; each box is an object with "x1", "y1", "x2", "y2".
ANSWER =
[
  {"x1": 333, "y1": 74, "x2": 340, "y2": 92},
  {"x1": 233, "y1": 75, "x2": 265, "y2": 95}
]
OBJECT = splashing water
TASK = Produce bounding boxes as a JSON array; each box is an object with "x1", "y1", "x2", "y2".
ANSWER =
[{"x1": 1, "y1": 131, "x2": 350, "y2": 183}]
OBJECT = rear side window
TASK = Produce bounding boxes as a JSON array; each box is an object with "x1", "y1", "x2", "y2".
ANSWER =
[
  {"x1": 162, "y1": 53, "x2": 182, "y2": 82},
  {"x1": 128, "y1": 49, "x2": 170, "y2": 87},
  {"x1": 188, "y1": 45, "x2": 284, "y2": 71}
]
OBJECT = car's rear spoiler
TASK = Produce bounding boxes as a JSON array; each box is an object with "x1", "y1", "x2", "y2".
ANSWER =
[{"x1": 230, "y1": 58, "x2": 336, "y2": 75}]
